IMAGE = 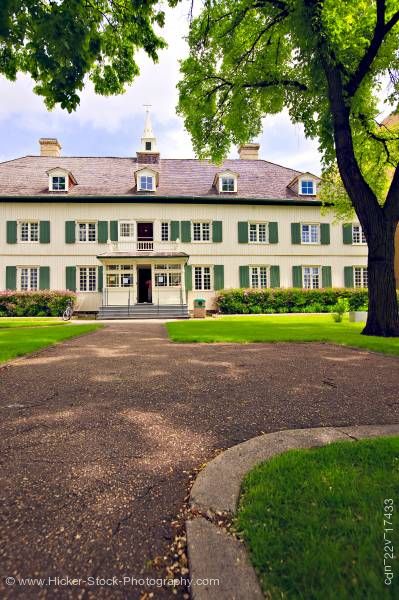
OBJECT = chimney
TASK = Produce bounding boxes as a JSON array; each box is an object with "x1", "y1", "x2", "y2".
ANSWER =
[
  {"x1": 238, "y1": 143, "x2": 260, "y2": 160},
  {"x1": 39, "y1": 138, "x2": 61, "y2": 157}
]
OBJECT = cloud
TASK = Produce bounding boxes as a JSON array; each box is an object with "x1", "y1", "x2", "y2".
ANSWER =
[{"x1": 0, "y1": 1, "x2": 322, "y2": 173}]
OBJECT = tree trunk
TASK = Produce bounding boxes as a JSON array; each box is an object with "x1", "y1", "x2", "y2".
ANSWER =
[{"x1": 363, "y1": 221, "x2": 399, "y2": 337}]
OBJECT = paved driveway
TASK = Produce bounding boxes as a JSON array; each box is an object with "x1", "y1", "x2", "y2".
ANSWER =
[{"x1": 1, "y1": 323, "x2": 398, "y2": 599}]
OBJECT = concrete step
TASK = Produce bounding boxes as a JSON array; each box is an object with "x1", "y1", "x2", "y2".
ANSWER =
[{"x1": 98, "y1": 304, "x2": 190, "y2": 320}]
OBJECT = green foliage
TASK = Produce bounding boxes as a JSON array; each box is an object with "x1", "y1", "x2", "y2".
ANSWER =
[
  {"x1": 236, "y1": 437, "x2": 399, "y2": 599},
  {"x1": 331, "y1": 298, "x2": 348, "y2": 322},
  {"x1": 216, "y1": 288, "x2": 370, "y2": 314},
  {"x1": 0, "y1": 0, "x2": 178, "y2": 110},
  {"x1": 178, "y1": 1, "x2": 399, "y2": 177},
  {"x1": 0, "y1": 290, "x2": 76, "y2": 316}
]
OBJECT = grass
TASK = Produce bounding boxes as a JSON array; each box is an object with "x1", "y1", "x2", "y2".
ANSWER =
[
  {"x1": 0, "y1": 317, "x2": 67, "y2": 328},
  {"x1": 236, "y1": 437, "x2": 399, "y2": 600},
  {"x1": 166, "y1": 314, "x2": 399, "y2": 356},
  {"x1": 0, "y1": 321, "x2": 101, "y2": 363}
]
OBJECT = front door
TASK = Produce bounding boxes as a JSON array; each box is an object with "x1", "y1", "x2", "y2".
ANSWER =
[{"x1": 137, "y1": 266, "x2": 152, "y2": 303}]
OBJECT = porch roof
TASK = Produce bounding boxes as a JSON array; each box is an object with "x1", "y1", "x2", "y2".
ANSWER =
[{"x1": 97, "y1": 251, "x2": 189, "y2": 259}]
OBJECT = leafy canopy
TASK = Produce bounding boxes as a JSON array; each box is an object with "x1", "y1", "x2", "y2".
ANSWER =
[
  {"x1": 0, "y1": 0, "x2": 178, "y2": 111},
  {"x1": 178, "y1": 0, "x2": 399, "y2": 205}
]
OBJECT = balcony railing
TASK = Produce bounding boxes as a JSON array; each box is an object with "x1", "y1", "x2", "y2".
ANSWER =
[
  {"x1": 137, "y1": 240, "x2": 154, "y2": 251},
  {"x1": 106, "y1": 240, "x2": 181, "y2": 253}
]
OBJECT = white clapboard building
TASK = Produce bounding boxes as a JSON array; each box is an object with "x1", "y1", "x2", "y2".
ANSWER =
[{"x1": 0, "y1": 111, "x2": 368, "y2": 318}]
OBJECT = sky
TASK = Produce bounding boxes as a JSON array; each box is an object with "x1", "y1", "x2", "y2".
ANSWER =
[{"x1": 0, "y1": 1, "x2": 324, "y2": 173}]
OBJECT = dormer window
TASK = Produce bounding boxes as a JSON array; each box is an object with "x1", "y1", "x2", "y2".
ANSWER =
[
  {"x1": 222, "y1": 177, "x2": 235, "y2": 192},
  {"x1": 140, "y1": 175, "x2": 154, "y2": 191},
  {"x1": 47, "y1": 167, "x2": 76, "y2": 192},
  {"x1": 300, "y1": 179, "x2": 316, "y2": 195},
  {"x1": 135, "y1": 167, "x2": 158, "y2": 192},
  {"x1": 52, "y1": 176, "x2": 66, "y2": 191},
  {"x1": 215, "y1": 170, "x2": 238, "y2": 193}
]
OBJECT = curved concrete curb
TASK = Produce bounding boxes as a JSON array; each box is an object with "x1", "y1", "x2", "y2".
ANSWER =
[{"x1": 186, "y1": 424, "x2": 399, "y2": 600}]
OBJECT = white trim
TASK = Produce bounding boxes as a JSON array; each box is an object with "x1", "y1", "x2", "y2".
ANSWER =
[
  {"x1": 192, "y1": 221, "x2": 211, "y2": 243},
  {"x1": 298, "y1": 178, "x2": 317, "y2": 196},
  {"x1": 248, "y1": 221, "x2": 268, "y2": 244},
  {"x1": 302, "y1": 265, "x2": 321, "y2": 289},
  {"x1": 18, "y1": 220, "x2": 39, "y2": 243},
  {"x1": 192, "y1": 265, "x2": 213, "y2": 291},
  {"x1": 301, "y1": 222, "x2": 320, "y2": 244},
  {"x1": 76, "y1": 221, "x2": 97, "y2": 243}
]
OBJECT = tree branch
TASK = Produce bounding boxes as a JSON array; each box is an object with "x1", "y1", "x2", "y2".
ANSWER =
[
  {"x1": 242, "y1": 78, "x2": 308, "y2": 91},
  {"x1": 346, "y1": 2, "x2": 399, "y2": 97}
]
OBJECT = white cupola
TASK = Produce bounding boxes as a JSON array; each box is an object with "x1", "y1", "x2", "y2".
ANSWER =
[
  {"x1": 137, "y1": 107, "x2": 160, "y2": 165},
  {"x1": 140, "y1": 107, "x2": 158, "y2": 153}
]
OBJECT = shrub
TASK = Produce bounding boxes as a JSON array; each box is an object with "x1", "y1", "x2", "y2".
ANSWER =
[
  {"x1": 0, "y1": 291, "x2": 76, "y2": 317},
  {"x1": 216, "y1": 288, "x2": 379, "y2": 315}
]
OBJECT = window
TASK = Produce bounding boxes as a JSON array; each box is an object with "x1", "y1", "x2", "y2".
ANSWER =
[
  {"x1": 19, "y1": 267, "x2": 38, "y2": 291},
  {"x1": 154, "y1": 264, "x2": 181, "y2": 287},
  {"x1": 249, "y1": 222, "x2": 267, "y2": 243},
  {"x1": 19, "y1": 221, "x2": 39, "y2": 242},
  {"x1": 79, "y1": 267, "x2": 97, "y2": 292},
  {"x1": 300, "y1": 180, "x2": 315, "y2": 195},
  {"x1": 352, "y1": 225, "x2": 366, "y2": 244},
  {"x1": 51, "y1": 176, "x2": 66, "y2": 191},
  {"x1": 194, "y1": 266, "x2": 211, "y2": 291},
  {"x1": 119, "y1": 221, "x2": 135, "y2": 240},
  {"x1": 250, "y1": 266, "x2": 269, "y2": 289},
  {"x1": 193, "y1": 222, "x2": 210, "y2": 242},
  {"x1": 301, "y1": 223, "x2": 320, "y2": 244},
  {"x1": 145, "y1": 141, "x2": 152, "y2": 151},
  {"x1": 105, "y1": 265, "x2": 134, "y2": 288},
  {"x1": 78, "y1": 222, "x2": 96, "y2": 242},
  {"x1": 140, "y1": 175, "x2": 154, "y2": 191},
  {"x1": 303, "y1": 267, "x2": 320, "y2": 289},
  {"x1": 354, "y1": 267, "x2": 368, "y2": 288},
  {"x1": 221, "y1": 177, "x2": 235, "y2": 192},
  {"x1": 161, "y1": 222, "x2": 170, "y2": 242}
]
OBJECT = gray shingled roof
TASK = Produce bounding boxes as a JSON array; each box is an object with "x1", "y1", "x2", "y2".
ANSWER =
[{"x1": 0, "y1": 155, "x2": 306, "y2": 199}]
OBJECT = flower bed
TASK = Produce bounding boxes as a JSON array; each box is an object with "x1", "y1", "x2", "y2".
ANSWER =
[{"x1": 0, "y1": 291, "x2": 76, "y2": 317}]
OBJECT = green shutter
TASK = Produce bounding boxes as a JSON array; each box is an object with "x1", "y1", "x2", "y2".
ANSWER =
[
  {"x1": 344, "y1": 266, "x2": 354, "y2": 288},
  {"x1": 268, "y1": 222, "x2": 279, "y2": 244},
  {"x1": 292, "y1": 266, "x2": 303, "y2": 288},
  {"x1": 6, "y1": 221, "x2": 17, "y2": 244},
  {"x1": 343, "y1": 223, "x2": 353, "y2": 244},
  {"x1": 97, "y1": 221, "x2": 108, "y2": 244},
  {"x1": 65, "y1": 221, "x2": 76, "y2": 244},
  {"x1": 239, "y1": 266, "x2": 249, "y2": 288},
  {"x1": 39, "y1": 221, "x2": 50, "y2": 244},
  {"x1": 212, "y1": 221, "x2": 223, "y2": 243},
  {"x1": 110, "y1": 220, "x2": 119, "y2": 242},
  {"x1": 291, "y1": 223, "x2": 301, "y2": 244},
  {"x1": 181, "y1": 221, "x2": 191, "y2": 243},
  {"x1": 39, "y1": 266, "x2": 50, "y2": 290},
  {"x1": 184, "y1": 265, "x2": 192, "y2": 291},
  {"x1": 322, "y1": 266, "x2": 332, "y2": 288},
  {"x1": 6, "y1": 266, "x2": 16, "y2": 290},
  {"x1": 270, "y1": 266, "x2": 280, "y2": 288},
  {"x1": 171, "y1": 221, "x2": 180, "y2": 241},
  {"x1": 98, "y1": 266, "x2": 103, "y2": 292},
  {"x1": 66, "y1": 266, "x2": 76, "y2": 291},
  {"x1": 320, "y1": 223, "x2": 330, "y2": 245},
  {"x1": 238, "y1": 222, "x2": 248, "y2": 243},
  {"x1": 214, "y1": 265, "x2": 224, "y2": 290}
]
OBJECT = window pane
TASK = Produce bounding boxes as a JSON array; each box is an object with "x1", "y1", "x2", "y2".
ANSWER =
[
  {"x1": 193, "y1": 223, "x2": 201, "y2": 241},
  {"x1": 258, "y1": 224, "x2": 267, "y2": 242},
  {"x1": 21, "y1": 268, "x2": 29, "y2": 290},
  {"x1": 203, "y1": 267, "x2": 211, "y2": 290},
  {"x1": 120, "y1": 222, "x2": 134, "y2": 238},
  {"x1": 88, "y1": 223, "x2": 96, "y2": 241},
  {"x1": 161, "y1": 222, "x2": 169, "y2": 241},
  {"x1": 88, "y1": 267, "x2": 96, "y2": 291},
  {"x1": 301, "y1": 180, "x2": 314, "y2": 194},
  {"x1": 249, "y1": 224, "x2": 257, "y2": 242},
  {"x1": 21, "y1": 222, "x2": 29, "y2": 242},
  {"x1": 194, "y1": 267, "x2": 202, "y2": 290},
  {"x1": 251, "y1": 268, "x2": 259, "y2": 288},
  {"x1": 202, "y1": 223, "x2": 210, "y2": 241},
  {"x1": 30, "y1": 222, "x2": 39, "y2": 242},
  {"x1": 79, "y1": 223, "x2": 87, "y2": 242},
  {"x1": 155, "y1": 272, "x2": 168, "y2": 286},
  {"x1": 260, "y1": 267, "x2": 268, "y2": 288},
  {"x1": 222, "y1": 177, "x2": 234, "y2": 192}
]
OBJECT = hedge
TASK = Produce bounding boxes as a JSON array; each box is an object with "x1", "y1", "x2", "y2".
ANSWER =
[
  {"x1": 216, "y1": 288, "x2": 371, "y2": 314},
  {"x1": 0, "y1": 290, "x2": 76, "y2": 317}
]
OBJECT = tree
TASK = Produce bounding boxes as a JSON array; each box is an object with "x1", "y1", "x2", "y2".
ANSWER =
[
  {"x1": 0, "y1": 0, "x2": 178, "y2": 111},
  {"x1": 178, "y1": 0, "x2": 399, "y2": 336}
]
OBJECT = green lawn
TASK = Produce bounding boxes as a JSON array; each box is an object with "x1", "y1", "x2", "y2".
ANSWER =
[
  {"x1": 0, "y1": 317, "x2": 66, "y2": 328},
  {"x1": 236, "y1": 437, "x2": 399, "y2": 600},
  {"x1": 0, "y1": 322, "x2": 101, "y2": 363},
  {"x1": 166, "y1": 314, "x2": 399, "y2": 356}
]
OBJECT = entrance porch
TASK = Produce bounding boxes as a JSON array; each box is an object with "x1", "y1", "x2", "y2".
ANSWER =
[{"x1": 97, "y1": 251, "x2": 189, "y2": 319}]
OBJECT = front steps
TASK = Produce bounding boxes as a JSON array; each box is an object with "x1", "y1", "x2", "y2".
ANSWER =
[{"x1": 97, "y1": 303, "x2": 190, "y2": 320}]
